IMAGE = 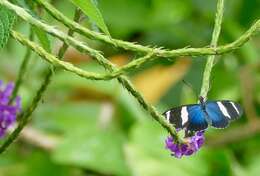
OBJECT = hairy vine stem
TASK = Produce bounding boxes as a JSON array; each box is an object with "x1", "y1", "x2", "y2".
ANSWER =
[
  {"x1": 0, "y1": 1, "x2": 259, "y2": 72},
  {"x1": 12, "y1": 32, "x2": 154, "y2": 80},
  {"x1": 34, "y1": 0, "x2": 260, "y2": 59},
  {"x1": 200, "y1": 0, "x2": 224, "y2": 98}
]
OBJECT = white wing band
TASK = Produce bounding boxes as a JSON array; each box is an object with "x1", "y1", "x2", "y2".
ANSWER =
[
  {"x1": 217, "y1": 102, "x2": 231, "y2": 119},
  {"x1": 166, "y1": 111, "x2": 171, "y2": 122},
  {"x1": 181, "y1": 106, "x2": 189, "y2": 125},
  {"x1": 230, "y1": 102, "x2": 240, "y2": 115}
]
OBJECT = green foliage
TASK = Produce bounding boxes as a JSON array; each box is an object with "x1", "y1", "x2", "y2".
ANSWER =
[
  {"x1": 99, "y1": 0, "x2": 191, "y2": 39},
  {"x1": 53, "y1": 127, "x2": 130, "y2": 176},
  {"x1": 0, "y1": 0, "x2": 259, "y2": 176},
  {"x1": 0, "y1": 6, "x2": 15, "y2": 48},
  {"x1": 0, "y1": 148, "x2": 81, "y2": 176},
  {"x1": 33, "y1": 26, "x2": 51, "y2": 52},
  {"x1": 69, "y1": 0, "x2": 110, "y2": 36}
]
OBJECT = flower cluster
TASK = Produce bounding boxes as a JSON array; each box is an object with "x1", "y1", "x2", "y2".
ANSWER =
[
  {"x1": 0, "y1": 81, "x2": 21, "y2": 137},
  {"x1": 165, "y1": 131, "x2": 205, "y2": 158}
]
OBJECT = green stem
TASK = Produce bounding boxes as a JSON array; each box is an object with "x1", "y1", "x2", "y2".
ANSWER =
[
  {"x1": 1, "y1": 0, "x2": 259, "y2": 75},
  {"x1": 1, "y1": 0, "x2": 259, "y2": 69},
  {"x1": 56, "y1": 9, "x2": 82, "y2": 58},
  {"x1": 34, "y1": 0, "x2": 260, "y2": 58},
  {"x1": 200, "y1": 0, "x2": 225, "y2": 98},
  {"x1": 0, "y1": 8, "x2": 81, "y2": 154},
  {"x1": 9, "y1": 28, "x2": 34, "y2": 104},
  {"x1": 11, "y1": 31, "x2": 153, "y2": 80},
  {"x1": 35, "y1": 0, "x2": 151, "y2": 52}
]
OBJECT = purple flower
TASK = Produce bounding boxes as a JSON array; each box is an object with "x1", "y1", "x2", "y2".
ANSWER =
[
  {"x1": 165, "y1": 131, "x2": 205, "y2": 158},
  {"x1": 0, "y1": 81, "x2": 21, "y2": 138}
]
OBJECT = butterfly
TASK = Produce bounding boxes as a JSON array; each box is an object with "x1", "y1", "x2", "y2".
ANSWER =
[{"x1": 163, "y1": 96, "x2": 243, "y2": 132}]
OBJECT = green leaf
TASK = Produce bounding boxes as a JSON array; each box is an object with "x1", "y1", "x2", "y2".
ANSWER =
[
  {"x1": 0, "y1": 6, "x2": 16, "y2": 49},
  {"x1": 32, "y1": 26, "x2": 51, "y2": 53},
  {"x1": 22, "y1": 151, "x2": 77, "y2": 176},
  {"x1": 0, "y1": 145, "x2": 81, "y2": 176},
  {"x1": 69, "y1": 0, "x2": 110, "y2": 36},
  {"x1": 36, "y1": 101, "x2": 130, "y2": 175},
  {"x1": 52, "y1": 128, "x2": 131, "y2": 176},
  {"x1": 34, "y1": 102, "x2": 101, "y2": 133}
]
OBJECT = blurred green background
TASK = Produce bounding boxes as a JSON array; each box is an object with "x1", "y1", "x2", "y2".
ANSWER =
[{"x1": 0, "y1": 0, "x2": 260, "y2": 176}]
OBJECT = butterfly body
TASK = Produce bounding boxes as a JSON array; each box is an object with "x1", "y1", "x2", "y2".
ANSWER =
[{"x1": 163, "y1": 97, "x2": 243, "y2": 132}]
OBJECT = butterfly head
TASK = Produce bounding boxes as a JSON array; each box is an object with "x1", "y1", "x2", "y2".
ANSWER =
[
  {"x1": 199, "y1": 96, "x2": 206, "y2": 106},
  {"x1": 199, "y1": 96, "x2": 206, "y2": 110}
]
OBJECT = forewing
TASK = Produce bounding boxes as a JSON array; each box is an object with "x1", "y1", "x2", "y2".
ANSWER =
[
  {"x1": 219, "y1": 100, "x2": 243, "y2": 120},
  {"x1": 164, "y1": 104, "x2": 208, "y2": 132}
]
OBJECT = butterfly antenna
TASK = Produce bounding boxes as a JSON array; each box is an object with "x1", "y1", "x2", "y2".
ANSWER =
[{"x1": 182, "y1": 80, "x2": 199, "y2": 100}]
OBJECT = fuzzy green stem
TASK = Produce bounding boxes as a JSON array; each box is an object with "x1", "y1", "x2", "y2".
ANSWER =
[
  {"x1": 1, "y1": 0, "x2": 259, "y2": 69},
  {"x1": 9, "y1": 28, "x2": 34, "y2": 104},
  {"x1": 11, "y1": 31, "x2": 154, "y2": 80},
  {"x1": 34, "y1": 0, "x2": 260, "y2": 58},
  {"x1": 34, "y1": 0, "x2": 151, "y2": 52},
  {"x1": 200, "y1": 0, "x2": 225, "y2": 98},
  {"x1": 1, "y1": 0, "x2": 259, "y2": 74}
]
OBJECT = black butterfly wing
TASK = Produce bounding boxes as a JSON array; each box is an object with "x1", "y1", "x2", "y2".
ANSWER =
[
  {"x1": 205, "y1": 101, "x2": 243, "y2": 129},
  {"x1": 164, "y1": 104, "x2": 208, "y2": 132}
]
